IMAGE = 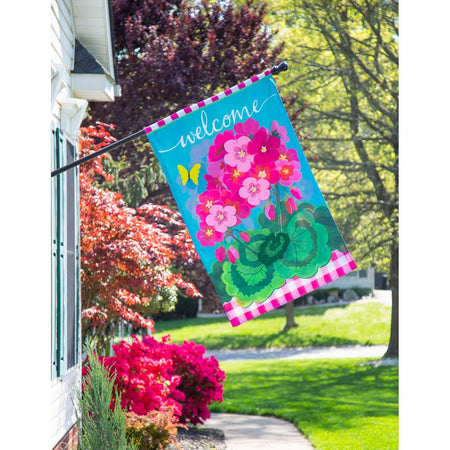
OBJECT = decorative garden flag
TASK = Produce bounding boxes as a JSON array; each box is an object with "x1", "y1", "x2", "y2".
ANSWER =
[{"x1": 145, "y1": 70, "x2": 356, "y2": 326}]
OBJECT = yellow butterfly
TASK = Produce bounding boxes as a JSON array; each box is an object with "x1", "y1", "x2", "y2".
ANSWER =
[{"x1": 177, "y1": 163, "x2": 201, "y2": 186}]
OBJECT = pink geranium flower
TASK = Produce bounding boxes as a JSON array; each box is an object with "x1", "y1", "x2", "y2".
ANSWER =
[
  {"x1": 248, "y1": 127, "x2": 281, "y2": 165},
  {"x1": 234, "y1": 118, "x2": 260, "y2": 138},
  {"x1": 275, "y1": 160, "x2": 302, "y2": 187},
  {"x1": 204, "y1": 173, "x2": 225, "y2": 191},
  {"x1": 212, "y1": 189, "x2": 249, "y2": 220},
  {"x1": 239, "y1": 177, "x2": 270, "y2": 206},
  {"x1": 208, "y1": 130, "x2": 235, "y2": 161},
  {"x1": 206, "y1": 158, "x2": 227, "y2": 179},
  {"x1": 251, "y1": 163, "x2": 280, "y2": 185},
  {"x1": 196, "y1": 222, "x2": 224, "y2": 247},
  {"x1": 229, "y1": 191, "x2": 251, "y2": 219},
  {"x1": 224, "y1": 136, "x2": 254, "y2": 173},
  {"x1": 195, "y1": 189, "x2": 222, "y2": 220},
  {"x1": 278, "y1": 146, "x2": 300, "y2": 164},
  {"x1": 206, "y1": 205, "x2": 238, "y2": 233},
  {"x1": 271, "y1": 120, "x2": 289, "y2": 142},
  {"x1": 222, "y1": 165, "x2": 250, "y2": 194}
]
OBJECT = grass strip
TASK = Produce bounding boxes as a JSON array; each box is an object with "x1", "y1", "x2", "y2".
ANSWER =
[{"x1": 152, "y1": 301, "x2": 391, "y2": 349}]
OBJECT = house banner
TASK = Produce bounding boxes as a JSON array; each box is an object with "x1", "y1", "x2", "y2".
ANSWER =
[{"x1": 145, "y1": 70, "x2": 356, "y2": 327}]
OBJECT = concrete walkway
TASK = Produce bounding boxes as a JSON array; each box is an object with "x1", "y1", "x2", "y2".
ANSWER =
[
  {"x1": 372, "y1": 289, "x2": 392, "y2": 306},
  {"x1": 203, "y1": 413, "x2": 314, "y2": 449},
  {"x1": 205, "y1": 344, "x2": 387, "y2": 362}
]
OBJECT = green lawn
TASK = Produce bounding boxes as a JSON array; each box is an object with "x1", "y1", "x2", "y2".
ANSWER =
[
  {"x1": 152, "y1": 301, "x2": 390, "y2": 349},
  {"x1": 212, "y1": 358, "x2": 398, "y2": 449}
]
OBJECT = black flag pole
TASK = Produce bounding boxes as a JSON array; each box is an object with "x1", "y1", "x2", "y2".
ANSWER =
[
  {"x1": 51, "y1": 62, "x2": 288, "y2": 178},
  {"x1": 51, "y1": 129, "x2": 146, "y2": 177}
]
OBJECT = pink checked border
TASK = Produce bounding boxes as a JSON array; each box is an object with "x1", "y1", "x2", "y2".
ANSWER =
[
  {"x1": 144, "y1": 70, "x2": 272, "y2": 135},
  {"x1": 223, "y1": 250, "x2": 357, "y2": 327}
]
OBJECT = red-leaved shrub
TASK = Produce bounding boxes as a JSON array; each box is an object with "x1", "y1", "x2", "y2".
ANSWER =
[{"x1": 101, "y1": 335, "x2": 225, "y2": 425}]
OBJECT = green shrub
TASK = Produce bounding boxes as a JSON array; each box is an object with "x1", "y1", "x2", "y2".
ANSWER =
[
  {"x1": 175, "y1": 294, "x2": 198, "y2": 318},
  {"x1": 293, "y1": 287, "x2": 373, "y2": 306},
  {"x1": 125, "y1": 406, "x2": 182, "y2": 450},
  {"x1": 154, "y1": 294, "x2": 199, "y2": 320},
  {"x1": 75, "y1": 346, "x2": 136, "y2": 450},
  {"x1": 352, "y1": 287, "x2": 373, "y2": 297}
]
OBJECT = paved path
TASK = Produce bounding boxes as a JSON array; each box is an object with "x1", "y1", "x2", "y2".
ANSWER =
[
  {"x1": 205, "y1": 344, "x2": 387, "y2": 362},
  {"x1": 203, "y1": 413, "x2": 314, "y2": 450},
  {"x1": 373, "y1": 289, "x2": 392, "y2": 306}
]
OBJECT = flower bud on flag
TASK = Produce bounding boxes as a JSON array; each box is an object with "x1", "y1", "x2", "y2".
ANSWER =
[
  {"x1": 265, "y1": 204, "x2": 275, "y2": 221},
  {"x1": 290, "y1": 187, "x2": 302, "y2": 200},
  {"x1": 227, "y1": 246, "x2": 240, "y2": 264},
  {"x1": 286, "y1": 197, "x2": 298, "y2": 214},
  {"x1": 239, "y1": 232, "x2": 251, "y2": 242},
  {"x1": 215, "y1": 246, "x2": 226, "y2": 262}
]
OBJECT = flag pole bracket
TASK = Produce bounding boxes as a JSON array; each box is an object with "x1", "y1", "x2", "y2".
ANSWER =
[{"x1": 271, "y1": 61, "x2": 289, "y2": 75}]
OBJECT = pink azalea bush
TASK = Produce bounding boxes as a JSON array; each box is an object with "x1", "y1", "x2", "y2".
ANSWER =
[
  {"x1": 168, "y1": 339, "x2": 226, "y2": 424},
  {"x1": 98, "y1": 335, "x2": 225, "y2": 426}
]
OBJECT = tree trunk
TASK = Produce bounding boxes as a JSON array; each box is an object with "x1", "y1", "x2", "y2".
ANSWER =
[
  {"x1": 284, "y1": 301, "x2": 299, "y2": 331},
  {"x1": 384, "y1": 241, "x2": 398, "y2": 358}
]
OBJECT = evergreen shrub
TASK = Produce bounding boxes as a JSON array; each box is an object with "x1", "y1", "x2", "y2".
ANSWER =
[{"x1": 76, "y1": 347, "x2": 135, "y2": 449}]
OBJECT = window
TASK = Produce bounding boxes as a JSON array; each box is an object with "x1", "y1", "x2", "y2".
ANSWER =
[
  {"x1": 51, "y1": 128, "x2": 80, "y2": 379},
  {"x1": 358, "y1": 269, "x2": 367, "y2": 278}
]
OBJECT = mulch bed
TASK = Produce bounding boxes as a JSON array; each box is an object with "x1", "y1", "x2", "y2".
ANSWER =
[{"x1": 168, "y1": 427, "x2": 226, "y2": 449}]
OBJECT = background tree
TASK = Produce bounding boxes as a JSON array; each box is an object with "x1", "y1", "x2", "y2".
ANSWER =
[
  {"x1": 87, "y1": 0, "x2": 288, "y2": 313},
  {"x1": 79, "y1": 124, "x2": 200, "y2": 354},
  {"x1": 267, "y1": 0, "x2": 398, "y2": 355},
  {"x1": 137, "y1": 204, "x2": 224, "y2": 313},
  {"x1": 89, "y1": 0, "x2": 283, "y2": 207}
]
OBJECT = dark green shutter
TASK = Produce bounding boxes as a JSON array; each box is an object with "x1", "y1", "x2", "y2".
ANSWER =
[
  {"x1": 51, "y1": 128, "x2": 81, "y2": 379},
  {"x1": 51, "y1": 128, "x2": 57, "y2": 379},
  {"x1": 51, "y1": 128, "x2": 66, "y2": 378}
]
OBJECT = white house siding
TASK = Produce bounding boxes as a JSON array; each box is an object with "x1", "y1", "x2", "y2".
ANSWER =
[
  {"x1": 51, "y1": 0, "x2": 75, "y2": 124},
  {"x1": 326, "y1": 268, "x2": 375, "y2": 290},
  {"x1": 50, "y1": 367, "x2": 80, "y2": 445},
  {"x1": 50, "y1": 0, "x2": 82, "y2": 446},
  {"x1": 72, "y1": 0, "x2": 116, "y2": 74}
]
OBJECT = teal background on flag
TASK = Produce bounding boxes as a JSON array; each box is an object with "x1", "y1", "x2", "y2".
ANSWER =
[
  {"x1": 146, "y1": 73, "x2": 354, "y2": 327},
  {"x1": 146, "y1": 76, "x2": 332, "y2": 274}
]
